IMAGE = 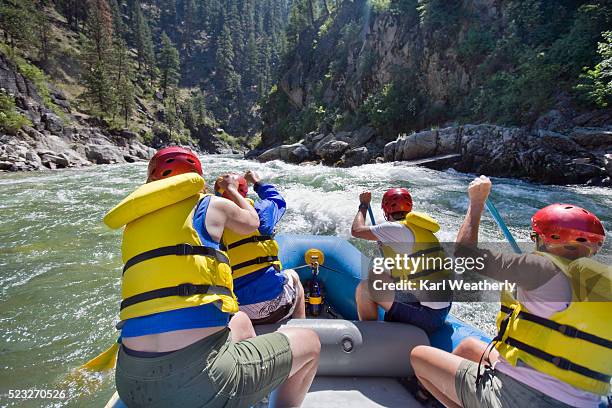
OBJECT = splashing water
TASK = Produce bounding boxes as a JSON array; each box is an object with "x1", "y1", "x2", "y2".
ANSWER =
[{"x1": 0, "y1": 156, "x2": 610, "y2": 406}]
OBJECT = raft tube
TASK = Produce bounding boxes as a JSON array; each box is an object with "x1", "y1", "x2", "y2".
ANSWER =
[{"x1": 105, "y1": 234, "x2": 491, "y2": 407}]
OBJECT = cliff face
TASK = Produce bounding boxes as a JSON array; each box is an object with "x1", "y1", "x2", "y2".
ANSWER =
[
  {"x1": 256, "y1": 0, "x2": 611, "y2": 184},
  {"x1": 0, "y1": 52, "x2": 155, "y2": 171},
  {"x1": 262, "y1": 0, "x2": 505, "y2": 146}
]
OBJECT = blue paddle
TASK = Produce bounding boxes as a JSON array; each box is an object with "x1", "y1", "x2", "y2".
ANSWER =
[
  {"x1": 485, "y1": 199, "x2": 522, "y2": 254},
  {"x1": 367, "y1": 205, "x2": 385, "y2": 257}
]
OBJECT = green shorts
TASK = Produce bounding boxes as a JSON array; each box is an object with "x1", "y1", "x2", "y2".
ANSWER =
[
  {"x1": 116, "y1": 328, "x2": 292, "y2": 408},
  {"x1": 454, "y1": 360, "x2": 574, "y2": 408}
]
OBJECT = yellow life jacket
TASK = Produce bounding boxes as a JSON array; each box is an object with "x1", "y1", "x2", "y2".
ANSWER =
[
  {"x1": 495, "y1": 251, "x2": 612, "y2": 395},
  {"x1": 104, "y1": 173, "x2": 238, "y2": 321},
  {"x1": 381, "y1": 211, "x2": 448, "y2": 282},
  {"x1": 221, "y1": 199, "x2": 282, "y2": 279}
]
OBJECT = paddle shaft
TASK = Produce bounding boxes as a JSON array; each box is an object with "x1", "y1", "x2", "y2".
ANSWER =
[
  {"x1": 367, "y1": 205, "x2": 385, "y2": 257},
  {"x1": 485, "y1": 199, "x2": 522, "y2": 254}
]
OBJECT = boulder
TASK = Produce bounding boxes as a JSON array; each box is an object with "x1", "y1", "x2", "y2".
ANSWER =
[
  {"x1": 340, "y1": 147, "x2": 370, "y2": 167},
  {"x1": 568, "y1": 128, "x2": 612, "y2": 148},
  {"x1": 257, "y1": 146, "x2": 282, "y2": 162},
  {"x1": 39, "y1": 152, "x2": 70, "y2": 168},
  {"x1": 316, "y1": 140, "x2": 350, "y2": 163},
  {"x1": 280, "y1": 143, "x2": 310, "y2": 163},
  {"x1": 302, "y1": 132, "x2": 327, "y2": 151},
  {"x1": 348, "y1": 126, "x2": 376, "y2": 148},
  {"x1": 400, "y1": 130, "x2": 437, "y2": 161},
  {"x1": 536, "y1": 130, "x2": 583, "y2": 154},
  {"x1": 85, "y1": 144, "x2": 126, "y2": 164},
  {"x1": 605, "y1": 154, "x2": 612, "y2": 177},
  {"x1": 42, "y1": 112, "x2": 64, "y2": 134},
  {"x1": 383, "y1": 140, "x2": 397, "y2": 161}
]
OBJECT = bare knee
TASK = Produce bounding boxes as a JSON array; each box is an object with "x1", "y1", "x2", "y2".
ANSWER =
[
  {"x1": 229, "y1": 311, "x2": 255, "y2": 341},
  {"x1": 280, "y1": 327, "x2": 321, "y2": 359},
  {"x1": 453, "y1": 337, "x2": 488, "y2": 361}
]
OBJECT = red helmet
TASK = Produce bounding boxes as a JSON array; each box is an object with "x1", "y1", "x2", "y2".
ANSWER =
[
  {"x1": 531, "y1": 203, "x2": 605, "y2": 250},
  {"x1": 214, "y1": 174, "x2": 248, "y2": 198},
  {"x1": 382, "y1": 188, "x2": 413, "y2": 219},
  {"x1": 147, "y1": 146, "x2": 202, "y2": 182}
]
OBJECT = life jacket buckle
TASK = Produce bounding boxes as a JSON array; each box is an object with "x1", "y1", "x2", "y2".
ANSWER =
[
  {"x1": 177, "y1": 243, "x2": 193, "y2": 255},
  {"x1": 177, "y1": 283, "x2": 197, "y2": 296},
  {"x1": 552, "y1": 356, "x2": 572, "y2": 371},
  {"x1": 558, "y1": 324, "x2": 578, "y2": 338}
]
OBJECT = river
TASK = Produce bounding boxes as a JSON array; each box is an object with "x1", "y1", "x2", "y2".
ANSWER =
[{"x1": 0, "y1": 155, "x2": 610, "y2": 407}]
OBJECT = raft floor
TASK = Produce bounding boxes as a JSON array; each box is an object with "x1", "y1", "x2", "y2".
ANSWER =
[{"x1": 303, "y1": 377, "x2": 420, "y2": 407}]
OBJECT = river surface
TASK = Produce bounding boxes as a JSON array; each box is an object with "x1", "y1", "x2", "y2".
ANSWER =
[{"x1": 0, "y1": 155, "x2": 610, "y2": 407}]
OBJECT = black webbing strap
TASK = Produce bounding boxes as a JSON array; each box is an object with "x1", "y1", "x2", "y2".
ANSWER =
[
  {"x1": 223, "y1": 235, "x2": 275, "y2": 251},
  {"x1": 120, "y1": 283, "x2": 233, "y2": 311},
  {"x1": 406, "y1": 246, "x2": 445, "y2": 258},
  {"x1": 232, "y1": 256, "x2": 279, "y2": 272},
  {"x1": 394, "y1": 267, "x2": 445, "y2": 282},
  {"x1": 499, "y1": 306, "x2": 612, "y2": 349},
  {"x1": 504, "y1": 337, "x2": 611, "y2": 383},
  {"x1": 123, "y1": 244, "x2": 229, "y2": 274}
]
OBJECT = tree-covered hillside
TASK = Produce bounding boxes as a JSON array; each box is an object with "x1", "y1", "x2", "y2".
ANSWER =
[
  {"x1": 261, "y1": 0, "x2": 612, "y2": 146},
  {"x1": 1, "y1": 0, "x2": 291, "y2": 150}
]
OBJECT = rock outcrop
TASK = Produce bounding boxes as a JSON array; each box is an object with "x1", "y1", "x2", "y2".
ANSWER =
[
  {"x1": 0, "y1": 52, "x2": 156, "y2": 172},
  {"x1": 253, "y1": 108, "x2": 612, "y2": 185}
]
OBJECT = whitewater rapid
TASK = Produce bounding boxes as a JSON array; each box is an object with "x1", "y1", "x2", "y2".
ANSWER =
[{"x1": 0, "y1": 155, "x2": 609, "y2": 406}]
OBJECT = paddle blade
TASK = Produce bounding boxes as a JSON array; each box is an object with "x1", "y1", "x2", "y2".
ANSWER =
[{"x1": 80, "y1": 343, "x2": 119, "y2": 372}]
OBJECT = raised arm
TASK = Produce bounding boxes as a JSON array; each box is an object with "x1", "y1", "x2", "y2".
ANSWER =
[
  {"x1": 456, "y1": 175, "x2": 491, "y2": 246},
  {"x1": 207, "y1": 175, "x2": 259, "y2": 240},
  {"x1": 245, "y1": 170, "x2": 286, "y2": 235},
  {"x1": 351, "y1": 191, "x2": 378, "y2": 241}
]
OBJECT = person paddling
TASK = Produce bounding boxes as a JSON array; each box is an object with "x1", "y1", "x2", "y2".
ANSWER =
[
  {"x1": 351, "y1": 188, "x2": 451, "y2": 333},
  {"x1": 105, "y1": 147, "x2": 320, "y2": 408},
  {"x1": 411, "y1": 175, "x2": 611, "y2": 408},
  {"x1": 214, "y1": 170, "x2": 306, "y2": 323}
]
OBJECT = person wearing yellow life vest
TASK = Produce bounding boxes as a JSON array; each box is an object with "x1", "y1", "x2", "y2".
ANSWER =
[
  {"x1": 351, "y1": 188, "x2": 452, "y2": 333},
  {"x1": 214, "y1": 170, "x2": 306, "y2": 323},
  {"x1": 411, "y1": 175, "x2": 611, "y2": 408},
  {"x1": 108, "y1": 147, "x2": 320, "y2": 408}
]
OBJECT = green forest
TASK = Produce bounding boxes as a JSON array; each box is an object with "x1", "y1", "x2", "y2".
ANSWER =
[
  {"x1": 0, "y1": 0, "x2": 291, "y2": 148},
  {"x1": 0, "y1": 0, "x2": 610, "y2": 150}
]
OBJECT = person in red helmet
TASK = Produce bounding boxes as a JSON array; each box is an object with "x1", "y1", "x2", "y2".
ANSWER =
[
  {"x1": 214, "y1": 170, "x2": 306, "y2": 324},
  {"x1": 146, "y1": 146, "x2": 204, "y2": 182},
  {"x1": 108, "y1": 147, "x2": 320, "y2": 408},
  {"x1": 351, "y1": 187, "x2": 451, "y2": 333},
  {"x1": 411, "y1": 175, "x2": 611, "y2": 408}
]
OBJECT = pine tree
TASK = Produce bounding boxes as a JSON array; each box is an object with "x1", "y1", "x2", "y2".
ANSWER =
[
  {"x1": 158, "y1": 32, "x2": 180, "y2": 98},
  {"x1": 215, "y1": 23, "x2": 241, "y2": 98},
  {"x1": 158, "y1": 0, "x2": 177, "y2": 42},
  {"x1": 111, "y1": 39, "x2": 135, "y2": 126},
  {"x1": 132, "y1": 0, "x2": 156, "y2": 83},
  {"x1": 81, "y1": 0, "x2": 116, "y2": 117},
  {"x1": 0, "y1": 0, "x2": 38, "y2": 55},
  {"x1": 182, "y1": 0, "x2": 196, "y2": 56}
]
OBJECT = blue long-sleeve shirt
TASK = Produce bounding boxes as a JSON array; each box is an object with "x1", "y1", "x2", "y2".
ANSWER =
[{"x1": 233, "y1": 183, "x2": 287, "y2": 305}]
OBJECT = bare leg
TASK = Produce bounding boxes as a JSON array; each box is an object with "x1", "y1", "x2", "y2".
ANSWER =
[
  {"x1": 453, "y1": 337, "x2": 498, "y2": 364},
  {"x1": 410, "y1": 345, "x2": 465, "y2": 408},
  {"x1": 355, "y1": 280, "x2": 392, "y2": 320},
  {"x1": 269, "y1": 327, "x2": 320, "y2": 408},
  {"x1": 286, "y1": 269, "x2": 306, "y2": 319},
  {"x1": 228, "y1": 311, "x2": 256, "y2": 342}
]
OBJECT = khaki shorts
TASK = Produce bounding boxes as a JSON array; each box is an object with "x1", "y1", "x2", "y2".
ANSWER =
[
  {"x1": 455, "y1": 360, "x2": 574, "y2": 408},
  {"x1": 116, "y1": 328, "x2": 292, "y2": 408}
]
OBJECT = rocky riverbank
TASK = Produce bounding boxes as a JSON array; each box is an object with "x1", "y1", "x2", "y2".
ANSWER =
[
  {"x1": 250, "y1": 108, "x2": 612, "y2": 185},
  {"x1": 0, "y1": 51, "x2": 158, "y2": 172}
]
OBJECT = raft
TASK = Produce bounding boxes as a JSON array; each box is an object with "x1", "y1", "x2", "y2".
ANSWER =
[{"x1": 105, "y1": 234, "x2": 491, "y2": 408}]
